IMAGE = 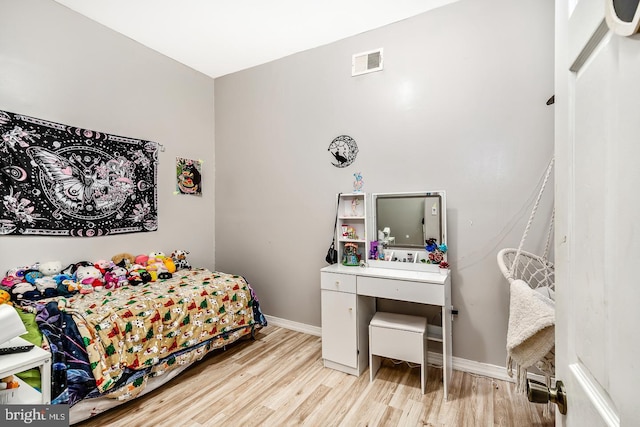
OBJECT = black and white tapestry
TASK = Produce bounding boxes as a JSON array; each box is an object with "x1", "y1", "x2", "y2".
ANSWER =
[{"x1": 0, "y1": 110, "x2": 158, "y2": 237}]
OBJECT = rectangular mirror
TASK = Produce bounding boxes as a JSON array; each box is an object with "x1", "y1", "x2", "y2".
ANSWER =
[{"x1": 373, "y1": 191, "x2": 446, "y2": 249}]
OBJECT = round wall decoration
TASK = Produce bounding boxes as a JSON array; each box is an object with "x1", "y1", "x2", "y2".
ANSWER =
[
  {"x1": 328, "y1": 135, "x2": 358, "y2": 168},
  {"x1": 606, "y1": 0, "x2": 640, "y2": 36}
]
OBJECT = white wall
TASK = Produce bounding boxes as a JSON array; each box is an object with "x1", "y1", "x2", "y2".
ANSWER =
[
  {"x1": 215, "y1": 0, "x2": 555, "y2": 366},
  {"x1": 0, "y1": 0, "x2": 215, "y2": 273}
]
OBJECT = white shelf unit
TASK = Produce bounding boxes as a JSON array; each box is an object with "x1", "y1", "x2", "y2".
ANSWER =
[
  {"x1": 0, "y1": 337, "x2": 52, "y2": 404},
  {"x1": 336, "y1": 192, "x2": 367, "y2": 266}
]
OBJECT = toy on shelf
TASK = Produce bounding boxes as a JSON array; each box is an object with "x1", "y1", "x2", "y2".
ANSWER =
[
  {"x1": 342, "y1": 242, "x2": 361, "y2": 266},
  {"x1": 369, "y1": 241, "x2": 379, "y2": 260},
  {"x1": 0, "y1": 375, "x2": 19, "y2": 390},
  {"x1": 0, "y1": 375, "x2": 20, "y2": 404},
  {"x1": 353, "y1": 172, "x2": 364, "y2": 193}
]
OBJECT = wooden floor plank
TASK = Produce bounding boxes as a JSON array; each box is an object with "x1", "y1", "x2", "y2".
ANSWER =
[{"x1": 75, "y1": 326, "x2": 554, "y2": 427}]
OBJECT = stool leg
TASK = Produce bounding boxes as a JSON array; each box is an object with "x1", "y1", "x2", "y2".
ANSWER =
[
  {"x1": 370, "y1": 324, "x2": 380, "y2": 383},
  {"x1": 370, "y1": 354, "x2": 381, "y2": 383},
  {"x1": 421, "y1": 336, "x2": 428, "y2": 394}
]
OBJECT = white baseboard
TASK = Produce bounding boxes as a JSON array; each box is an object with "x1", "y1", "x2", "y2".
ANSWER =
[
  {"x1": 263, "y1": 314, "x2": 547, "y2": 385},
  {"x1": 264, "y1": 314, "x2": 322, "y2": 336}
]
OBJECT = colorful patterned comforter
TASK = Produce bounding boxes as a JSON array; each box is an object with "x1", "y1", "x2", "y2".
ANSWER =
[{"x1": 34, "y1": 269, "x2": 267, "y2": 406}]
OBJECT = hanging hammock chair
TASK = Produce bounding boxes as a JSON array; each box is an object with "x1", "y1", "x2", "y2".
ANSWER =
[{"x1": 498, "y1": 158, "x2": 555, "y2": 393}]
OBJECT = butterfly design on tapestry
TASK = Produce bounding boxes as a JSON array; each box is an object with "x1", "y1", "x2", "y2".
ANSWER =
[{"x1": 27, "y1": 147, "x2": 136, "y2": 218}]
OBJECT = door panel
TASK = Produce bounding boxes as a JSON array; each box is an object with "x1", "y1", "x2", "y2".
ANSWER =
[{"x1": 557, "y1": 0, "x2": 640, "y2": 425}]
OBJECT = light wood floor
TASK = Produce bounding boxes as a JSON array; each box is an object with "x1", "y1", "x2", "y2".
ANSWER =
[{"x1": 76, "y1": 326, "x2": 554, "y2": 427}]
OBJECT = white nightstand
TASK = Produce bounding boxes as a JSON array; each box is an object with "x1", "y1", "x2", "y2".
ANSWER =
[{"x1": 0, "y1": 337, "x2": 51, "y2": 404}]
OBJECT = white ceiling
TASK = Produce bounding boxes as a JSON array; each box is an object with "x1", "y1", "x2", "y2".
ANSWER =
[{"x1": 53, "y1": 0, "x2": 457, "y2": 78}]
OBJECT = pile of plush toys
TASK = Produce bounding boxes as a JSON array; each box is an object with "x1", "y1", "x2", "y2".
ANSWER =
[{"x1": 0, "y1": 250, "x2": 192, "y2": 303}]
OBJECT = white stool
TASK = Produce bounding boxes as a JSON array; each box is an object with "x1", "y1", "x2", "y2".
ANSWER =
[{"x1": 369, "y1": 311, "x2": 428, "y2": 394}]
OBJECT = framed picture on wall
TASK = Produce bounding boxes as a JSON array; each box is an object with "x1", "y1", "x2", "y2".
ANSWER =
[{"x1": 176, "y1": 157, "x2": 202, "y2": 196}]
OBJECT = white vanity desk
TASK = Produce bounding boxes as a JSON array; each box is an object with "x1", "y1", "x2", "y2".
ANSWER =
[{"x1": 320, "y1": 262, "x2": 453, "y2": 400}]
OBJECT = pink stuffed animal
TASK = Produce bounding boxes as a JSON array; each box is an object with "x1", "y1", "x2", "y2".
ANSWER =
[{"x1": 94, "y1": 259, "x2": 115, "y2": 276}]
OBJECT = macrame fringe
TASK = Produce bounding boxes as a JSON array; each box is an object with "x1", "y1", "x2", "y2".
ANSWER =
[
  {"x1": 507, "y1": 354, "x2": 555, "y2": 418},
  {"x1": 507, "y1": 355, "x2": 528, "y2": 393}
]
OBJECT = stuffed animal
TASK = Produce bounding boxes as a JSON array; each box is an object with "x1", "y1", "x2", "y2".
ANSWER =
[
  {"x1": 94, "y1": 259, "x2": 115, "y2": 275},
  {"x1": 1, "y1": 275, "x2": 22, "y2": 287},
  {"x1": 134, "y1": 254, "x2": 149, "y2": 266},
  {"x1": 150, "y1": 250, "x2": 177, "y2": 274},
  {"x1": 23, "y1": 269, "x2": 43, "y2": 285},
  {"x1": 104, "y1": 266, "x2": 128, "y2": 290},
  {"x1": 34, "y1": 277, "x2": 58, "y2": 297},
  {"x1": 75, "y1": 265, "x2": 104, "y2": 291},
  {"x1": 39, "y1": 261, "x2": 62, "y2": 276},
  {"x1": 0, "y1": 289, "x2": 11, "y2": 305},
  {"x1": 3, "y1": 264, "x2": 38, "y2": 284},
  {"x1": 147, "y1": 251, "x2": 172, "y2": 280},
  {"x1": 62, "y1": 279, "x2": 82, "y2": 293},
  {"x1": 10, "y1": 281, "x2": 41, "y2": 301},
  {"x1": 114, "y1": 266, "x2": 129, "y2": 288},
  {"x1": 163, "y1": 256, "x2": 176, "y2": 274},
  {"x1": 111, "y1": 253, "x2": 135, "y2": 269},
  {"x1": 53, "y1": 272, "x2": 77, "y2": 296},
  {"x1": 170, "y1": 250, "x2": 191, "y2": 270},
  {"x1": 35, "y1": 261, "x2": 62, "y2": 298},
  {"x1": 127, "y1": 264, "x2": 151, "y2": 286},
  {"x1": 60, "y1": 261, "x2": 91, "y2": 277},
  {"x1": 54, "y1": 273, "x2": 73, "y2": 285}
]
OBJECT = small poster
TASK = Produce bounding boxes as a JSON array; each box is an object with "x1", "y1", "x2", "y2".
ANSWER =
[{"x1": 176, "y1": 157, "x2": 202, "y2": 195}]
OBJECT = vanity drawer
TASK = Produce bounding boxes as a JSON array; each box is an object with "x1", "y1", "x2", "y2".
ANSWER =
[
  {"x1": 321, "y1": 272, "x2": 357, "y2": 293},
  {"x1": 357, "y1": 276, "x2": 444, "y2": 305}
]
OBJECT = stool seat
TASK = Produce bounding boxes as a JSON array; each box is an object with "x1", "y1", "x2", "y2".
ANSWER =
[
  {"x1": 369, "y1": 312, "x2": 427, "y2": 333},
  {"x1": 369, "y1": 311, "x2": 428, "y2": 394}
]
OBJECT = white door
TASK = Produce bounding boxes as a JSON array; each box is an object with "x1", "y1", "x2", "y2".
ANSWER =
[{"x1": 555, "y1": 0, "x2": 640, "y2": 425}]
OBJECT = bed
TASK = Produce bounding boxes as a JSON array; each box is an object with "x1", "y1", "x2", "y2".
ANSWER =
[{"x1": 14, "y1": 268, "x2": 267, "y2": 424}]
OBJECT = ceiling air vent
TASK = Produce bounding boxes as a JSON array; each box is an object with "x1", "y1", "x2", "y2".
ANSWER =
[{"x1": 352, "y1": 48, "x2": 383, "y2": 76}]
